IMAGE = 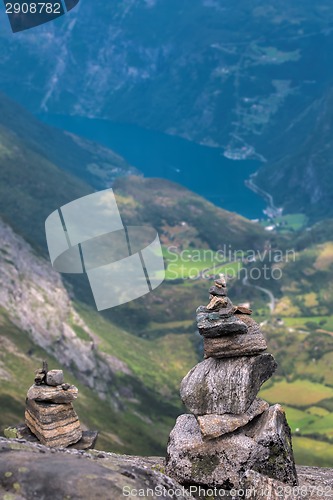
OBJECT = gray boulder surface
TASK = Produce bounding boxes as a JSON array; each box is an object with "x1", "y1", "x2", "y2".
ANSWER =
[
  {"x1": 197, "y1": 311, "x2": 248, "y2": 338},
  {"x1": 0, "y1": 438, "x2": 194, "y2": 500},
  {"x1": 197, "y1": 398, "x2": 269, "y2": 439},
  {"x1": 0, "y1": 438, "x2": 331, "y2": 499},
  {"x1": 166, "y1": 407, "x2": 298, "y2": 488},
  {"x1": 27, "y1": 384, "x2": 78, "y2": 404},
  {"x1": 180, "y1": 354, "x2": 277, "y2": 415}
]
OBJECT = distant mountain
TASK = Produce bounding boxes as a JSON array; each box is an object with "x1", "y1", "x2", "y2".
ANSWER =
[
  {"x1": 255, "y1": 87, "x2": 333, "y2": 221},
  {"x1": 1, "y1": 0, "x2": 333, "y2": 163}
]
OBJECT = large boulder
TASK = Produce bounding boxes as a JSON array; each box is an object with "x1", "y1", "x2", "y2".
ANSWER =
[
  {"x1": 180, "y1": 354, "x2": 277, "y2": 415},
  {"x1": 166, "y1": 405, "x2": 298, "y2": 489}
]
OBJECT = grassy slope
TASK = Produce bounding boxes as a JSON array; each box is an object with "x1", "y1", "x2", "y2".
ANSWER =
[
  {"x1": 0, "y1": 124, "x2": 92, "y2": 252},
  {"x1": 0, "y1": 306, "x2": 196, "y2": 456},
  {"x1": 113, "y1": 175, "x2": 268, "y2": 251},
  {"x1": 0, "y1": 92, "x2": 138, "y2": 191}
]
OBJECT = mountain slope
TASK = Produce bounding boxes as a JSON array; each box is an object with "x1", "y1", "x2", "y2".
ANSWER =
[
  {"x1": 0, "y1": 92, "x2": 139, "y2": 251},
  {"x1": 255, "y1": 87, "x2": 333, "y2": 221},
  {"x1": 1, "y1": 0, "x2": 333, "y2": 158},
  {"x1": 0, "y1": 215, "x2": 197, "y2": 454},
  {"x1": 2, "y1": 3, "x2": 333, "y2": 220},
  {"x1": 113, "y1": 175, "x2": 268, "y2": 251}
]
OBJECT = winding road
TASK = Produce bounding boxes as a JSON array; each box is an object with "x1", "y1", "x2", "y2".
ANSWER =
[
  {"x1": 245, "y1": 172, "x2": 282, "y2": 218},
  {"x1": 242, "y1": 275, "x2": 275, "y2": 313}
]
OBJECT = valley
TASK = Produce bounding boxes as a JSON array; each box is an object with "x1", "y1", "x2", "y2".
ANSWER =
[
  {"x1": 0, "y1": 92, "x2": 333, "y2": 468},
  {"x1": 38, "y1": 113, "x2": 266, "y2": 220}
]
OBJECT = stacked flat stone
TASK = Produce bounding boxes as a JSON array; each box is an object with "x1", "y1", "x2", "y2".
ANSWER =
[
  {"x1": 25, "y1": 362, "x2": 82, "y2": 448},
  {"x1": 166, "y1": 277, "x2": 298, "y2": 490}
]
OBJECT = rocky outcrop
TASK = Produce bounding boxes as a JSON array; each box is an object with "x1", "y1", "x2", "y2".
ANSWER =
[
  {"x1": 0, "y1": 438, "x2": 332, "y2": 500},
  {"x1": 0, "y1": 218, "x2": 132, "y2": 403},
  {"x1": 166, "y1": 278, "x2": 298, "y2": 490},
  {"x1": 166, "y1": 405, "x2": 297, "y2": 489},
  {"x1": 0, "y1": 438, "x2": 194, "y2": 500},
  {"x1": 27, "y1": 385, "x2": 78, "y2": 404}
]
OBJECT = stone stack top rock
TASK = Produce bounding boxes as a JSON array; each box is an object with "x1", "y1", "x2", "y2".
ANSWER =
[
  {"x1": 196, "y1": 276, "x2": 268, "y2": 359},
  {"x1": 209, "y1": 276, "x2": 227, "y2": 297}
]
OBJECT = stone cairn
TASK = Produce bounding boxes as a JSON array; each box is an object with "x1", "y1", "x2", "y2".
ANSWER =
[
  {"x1": 24, "y1": 362, "x2": 83, "y2": 448},
  {"x1": 166, "y1": 277, "x2": 298, "y2": 490}
]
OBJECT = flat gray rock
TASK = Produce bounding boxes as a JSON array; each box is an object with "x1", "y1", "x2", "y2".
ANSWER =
[
  {"x1": 180, "y1": 354, "x2": 277, "y2": 415},
  {"x1": 166, "y1": 405, "x2": 298, "y2": 488},
  {"x1": 27, "y1": 384, "x2": 78, "y2": 403},
  {"x1": 197, "y1": 311, "x2": 248, "y2": 338},
  {"x1": 235, "y1": 314, "x2": 262, "y2": 335},
  {"x1": 197, "y1": 399, "x2": 269, "y2": 439},
  {"x1": 204, "y1": 332, "x2": 267, "y2": 358}
]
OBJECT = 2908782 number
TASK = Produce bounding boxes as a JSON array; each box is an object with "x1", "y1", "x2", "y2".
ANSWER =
[{"x1": 5, "y1": 3, "x2": 61, "y2": 14}]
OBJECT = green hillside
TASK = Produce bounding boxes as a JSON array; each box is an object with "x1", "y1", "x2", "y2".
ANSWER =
[
  {"x1": 0, "y1": 93, "x2": 139, "y2": 192},
  {"x1": 0, "y1": 307, "x2": 195, "y2": 456}
]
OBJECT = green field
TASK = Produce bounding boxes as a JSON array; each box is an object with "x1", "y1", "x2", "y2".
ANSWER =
[
  {"x1": 77, "y1": 303, "x2": 196, "y2": 399},
  {"x1": 163, "y1": 247, "x2": 242, "y2": 280},
  {"x1": 260, "y1": 213, "x2": 308, "y2": 232},
  {"x1": 261, "y1": 379, "x2": 333, "y2": 407},
  {"x1": 283, "y1": 316, "x2": 333, "y2": 331},
  {"x1": 292, "y1": 437, "x2": 333, "y2": 467}
]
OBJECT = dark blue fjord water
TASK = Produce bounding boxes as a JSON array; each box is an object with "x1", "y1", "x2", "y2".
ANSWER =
[{"x1": 39, "y1": 114, "x2": 266, "y2": 220}]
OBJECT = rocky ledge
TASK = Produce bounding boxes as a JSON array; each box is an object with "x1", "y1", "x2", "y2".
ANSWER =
[{"x1": 0, "y1": 438, "x2": 333, "y2": 499}]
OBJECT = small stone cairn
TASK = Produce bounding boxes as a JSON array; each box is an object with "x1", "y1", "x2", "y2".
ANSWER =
[
  {"x1": 166, "y1": 277, "x2": 298, "y2": 490},
  {"x1": 25, "y1": 361, "x2": 83, "y2": 448}
]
